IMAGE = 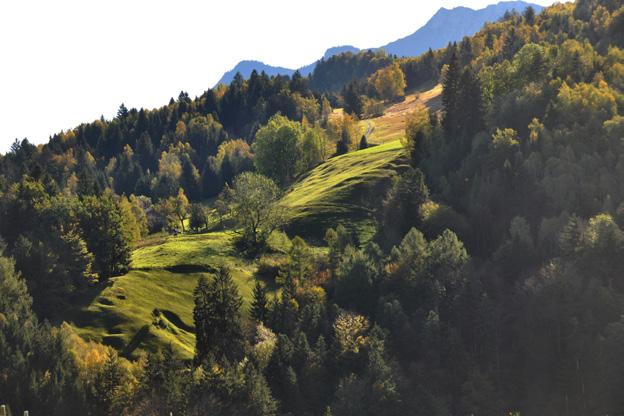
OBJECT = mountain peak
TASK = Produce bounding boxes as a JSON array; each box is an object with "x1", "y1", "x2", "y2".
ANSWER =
[
  {"x1": 214, "y1": 1, "x2": 542, "y2": 86},
  {"x1": 381, "y1": 0, "x2": 542, "y2": 57}
]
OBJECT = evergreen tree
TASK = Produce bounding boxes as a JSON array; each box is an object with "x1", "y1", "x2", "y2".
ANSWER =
[
  {"x1": 0, "y1": 251, "x2": 86, "y2": 414},
  {"x1": 336, "y1": 126, "x2": 352, "y2": 155},
  {"x1": 116, "y1": 103, "x2": 129, "y2": 119},
  {"x1": 251, "y1": 280, "x2": 268, "y2": 323},
  {"x1": 523, "y1": 5, "x2": 536, "y2": 25},
  {"x1": 343, "y1": 82, "x2": 364, "y2": 117},
  {"x1": 193, "y1": 267, "x2": 244, "y2": 363},
  {"x1": 457, "y1": 68, "x2": 485, "y2": 147},
  {"x1": 502, "y1": 27, "x2": 522, "y2": 60},
  {"x1": 202, "y1": 156, "x2": 224, "y2": 198},
  {"x1": 136, "y1": 132, "x2": 155, "y2": 171},
  {"x1": 442, "y1": 51, "x2": 461, "y2": 139},
  {"x1": 359, "y1": 135, "x2": 368, "y2": 150}
]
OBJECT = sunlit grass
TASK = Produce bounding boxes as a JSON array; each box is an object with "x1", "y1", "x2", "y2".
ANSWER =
[
  {"x1": 281, "y1": 140, "x2": 409, "y2": 242},
  {"x1": 67, "y1": 231, "x2": 263, "y2": 359}
]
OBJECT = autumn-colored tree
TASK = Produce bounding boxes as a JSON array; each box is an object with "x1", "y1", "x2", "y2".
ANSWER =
[{"x1": 370, "y1": 63, "x2": 406, "y2": 101}]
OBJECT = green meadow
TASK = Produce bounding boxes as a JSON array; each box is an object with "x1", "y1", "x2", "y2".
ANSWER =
[
  {"x1": 64, "y1": 96, "x2": 418, "y2": 359},
  {"x1": 67, "y1": 231, "x2": 260, "y2": 359},
  {"x1": 281, "y1": 140, "x2": 409, "y2": 242}
]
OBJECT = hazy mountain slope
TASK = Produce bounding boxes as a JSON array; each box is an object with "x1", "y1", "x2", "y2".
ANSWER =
[
  {"x1": 214, "y1": 1, "x2": 540, "y2": 86},
  {"x1": 298, "y1": 45, "x2": 360, "y2": 76},
  {"x1": 215, "y1": 45, "x2": 360, "y2": 86},
  {"x1": 380, "y1": 1, "x2": 543, "y2": 57},
  {"x1": 215, "y1": 60, "x2": 296, "y2": 86}
]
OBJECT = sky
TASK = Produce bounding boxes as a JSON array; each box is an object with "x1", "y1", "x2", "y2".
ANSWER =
[{"x1": 0, "y1": 0, "x2": 566, "y2": 152}]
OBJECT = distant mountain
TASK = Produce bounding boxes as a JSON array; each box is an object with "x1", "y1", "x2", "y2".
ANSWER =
[
  {"x1": 214, "y1": 1, "x2": 542, "y2": 86},
  {"x1": 298, "y1": 45, "x2": 360, "y2": 76},
  {"x1": 380, "y1": 1, "x2": 542, "y2": 57},
  {"x1": 215, "y1": 60, "x2": 296, "y2": 87},
  {"x1": 321, "y1": 45, "x2": 361, "y2": 60},
  {"x1": 215, "y1": 46, "x2": 360, "y2": 86}
]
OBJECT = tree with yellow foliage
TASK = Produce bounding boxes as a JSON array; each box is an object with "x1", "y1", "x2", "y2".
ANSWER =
[{"x1": 370, "y1": 62, "x2": 406, "y2": 101}]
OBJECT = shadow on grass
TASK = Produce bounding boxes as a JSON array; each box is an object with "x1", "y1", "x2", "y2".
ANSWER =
[
  {"x1": 134, "y1": 264, "x2": 216, "y2": 274},
  {"x1": 121, "y1": 325, "x2": 151, "y2": 358},
  {"x1": 158, "y1": 309, "x2": 195, "y2": 332},
  {"x1": 49, "y1": 280, "x2": 114, "y2": 326}
]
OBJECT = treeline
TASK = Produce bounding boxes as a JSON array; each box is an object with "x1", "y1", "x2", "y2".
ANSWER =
[
  {"x1": 0, "y1": 70, "x2": 334, "y2": 206},
  {"x1": 309, "y1": 50, "x2": 394, "y2": 92}
]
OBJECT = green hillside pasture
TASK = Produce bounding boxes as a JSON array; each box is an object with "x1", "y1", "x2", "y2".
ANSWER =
[
  {"x1": 68, "y1": 231, "x2": 261, "y2": 360},
  {"x1": 281, "y1": 140, "x2": 409, "y2": 242}
]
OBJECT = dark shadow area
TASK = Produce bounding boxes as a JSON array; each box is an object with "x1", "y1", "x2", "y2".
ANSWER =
[
  {"x1": 121, "y1": 325, "x2": 150, "y2": 358},
  {"x1": 159, "y1": 309, "x2": 195, "y2": 333}
]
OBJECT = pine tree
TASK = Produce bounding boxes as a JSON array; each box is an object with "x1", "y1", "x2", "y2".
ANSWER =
[
  {"x1": 359, "y1": 135, "x2": 368, "y2": 150},
  {"x1": 336, "y1": 126, "x2": 352, "y2": 155},
  {"x1": 442, "y1": 51, "x2": 461, "y2": 140},
  {"x1": 343, "y1": 82, "x2": 364, "y2": 117},
  {"x1": 251, "y1": 280, "x2": 268, "y2": 323},
  {"x1": 136, "y1": 132, "x2": 154, "y2": 171},
  {"x1": 202, "y1": 156, "x2": 224, "y2": 198},
  {"x1": 0, "y1": 251, "x2": 86, "y2": 414},
  {"x1": 458, "y1": 68, "x2": 485, "y2": 145},
  {"x1": 523, "y1": 5, "x2": 536, "y2": 25},
  {"x1": 502, "y1": 27, "x2": 521, "y2": 60},
  {"x1": 193, "y1": 267, "x2": 244, "y2": 363},
  {"x1": 116, "y1": 103, "x2": 129, "y2": 119}
]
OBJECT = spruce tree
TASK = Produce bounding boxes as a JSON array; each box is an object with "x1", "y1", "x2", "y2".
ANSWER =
[
  {"x1": 193, "y1": 267, "x2": 244, "y2": 363},
  {"x1": 359, "y1": 135, "x2": 368, "y2": 150},
  {"x1": 251, "y1": 280, "x2": 268, "y2": 323},
  {"x1": 523, "y1": 5, "x2": 536, "y2": 25},
  {"x1": 458, "y1": 68, "x2": 485, "y2": 147},
  {"x1": 442, "y1": 51, "x2": 460, "y2": 140}
]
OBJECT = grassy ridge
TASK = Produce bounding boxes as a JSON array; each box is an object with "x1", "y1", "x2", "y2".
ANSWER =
[{"x1": 281, "y1": 140, "x2": 409, "y2": 242}]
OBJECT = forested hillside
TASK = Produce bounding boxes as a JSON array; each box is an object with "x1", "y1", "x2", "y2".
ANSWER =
[{"x1": 2, "y1": 0, "x2": 624, "y2": 414}]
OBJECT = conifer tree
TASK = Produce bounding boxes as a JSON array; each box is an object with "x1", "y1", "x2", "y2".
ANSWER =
[
  {"x1": 458, "y1": 68, "x2": 485, "y2": 145},
  {"x1": 193, "y1": 267, "x2": 244, "y2": 363},
  {"x1": 359, "y1": 135, "x2": 368, "y2": 150},
  {"x1": 251, "y1": 280, "x2": 268, "y2": 323},
  {"x1": 442, "y1": 51, "x2": 461, "y2": 139}
]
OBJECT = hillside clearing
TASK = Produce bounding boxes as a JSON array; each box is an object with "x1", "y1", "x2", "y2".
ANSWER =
[
  {"x1": 67, "y1": 231, "x2": 263, "y2": 360},
  {"x1": 65, "y1": 85, "x2": 429, "y2": 358},
  {"x1": 362, "y1": 83, "x2": 442, "y2": 144},
  {"x1": 281, "y1": 140, "x2": 409, "y2": 242}
]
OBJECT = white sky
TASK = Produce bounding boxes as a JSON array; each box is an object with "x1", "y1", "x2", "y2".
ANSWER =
[{"x1": 0, "y1": 0, "x2": 565, "y2": 152}]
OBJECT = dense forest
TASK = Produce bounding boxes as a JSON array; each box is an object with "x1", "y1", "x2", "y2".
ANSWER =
[{"x1": 2, "y1": 0, "x2": 624, "y2": 414}]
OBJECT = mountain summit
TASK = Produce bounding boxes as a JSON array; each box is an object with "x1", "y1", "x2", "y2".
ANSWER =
[
  {"x1": 214, "y1": 1, "x2": 541, "y2": 86},
  {"x1": 380, "y1": 1, "x2": 543, "y2": 56}
]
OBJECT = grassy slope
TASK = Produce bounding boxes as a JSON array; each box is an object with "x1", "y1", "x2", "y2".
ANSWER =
[
  {"x1": 66, "y1": 84, "x2": 440, "y2": 359},
  {"x1": 362, "y1": 84, "x2": 442, "y2": 144},
  {"x1": 281, "y1": 140, "x2": 409, "y2": 242},
  {"x1": 280, "y1": 85, "x2": 441, "y2": 242},
  {"x1": 68, "y1": 231, "x2": 260, "y2": 360}
]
